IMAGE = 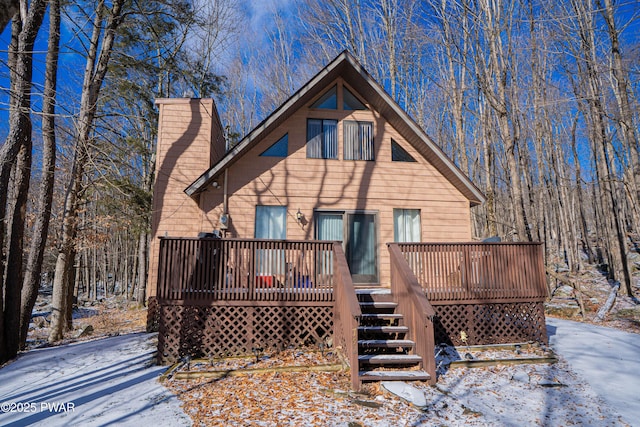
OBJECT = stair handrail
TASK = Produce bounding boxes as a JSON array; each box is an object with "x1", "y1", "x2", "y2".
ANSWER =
[
  {"x1": 332, "y1": 242, "x2": 362, "y2": 390},
  {"x1": 388, "y1": 243, "x2": 437, "y2": 384}
]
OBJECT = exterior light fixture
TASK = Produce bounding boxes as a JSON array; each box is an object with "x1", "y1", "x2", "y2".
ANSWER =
[{"x1": 296, "y1": 209, "x2": 303, "y2": 222}]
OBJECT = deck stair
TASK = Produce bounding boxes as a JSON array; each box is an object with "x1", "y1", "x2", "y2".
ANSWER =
[{"x1": 356, "y1": 290, "x2": 430, "y2": 383}]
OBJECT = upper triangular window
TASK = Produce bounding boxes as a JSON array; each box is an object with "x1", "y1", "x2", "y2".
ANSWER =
[
  {"x1": 260, "y1": 134, "x2": 288, "y2": 157},
  {"x1": 343, "y1": 87, "x2": 367, "y2": 110},
  {"x1": 311, "y1": 86, "x2": 337, "y2": 109},
  {"x1": 391, "y1": 139, "x2": 416, "y2": 162}
]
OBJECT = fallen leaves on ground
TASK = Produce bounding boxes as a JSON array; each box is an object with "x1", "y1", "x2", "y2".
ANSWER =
[
  {"x1": 164, "y1": 347, "x2": 626, "y2": 427},
  {"x1": 165, "y1": 350, "x2": 415, "y2": 427}
]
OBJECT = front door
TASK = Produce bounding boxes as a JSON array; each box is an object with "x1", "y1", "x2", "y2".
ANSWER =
[{"x1": 316, "y1": 211, "x2": 378, "y2": 285}]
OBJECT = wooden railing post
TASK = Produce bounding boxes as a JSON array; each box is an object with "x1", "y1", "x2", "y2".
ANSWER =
[
  {"x1": 332, "y1": 243, "x2": 362, "y2": 390},
  {"x1": 388, "y1": 243, "x2": 437, "y2": 385}
]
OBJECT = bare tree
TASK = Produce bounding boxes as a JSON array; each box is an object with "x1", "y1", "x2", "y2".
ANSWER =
[
  {"x1": 471, "y1": 0, "x2": 530, "y2": 241},
  {"x1": 598, "y1": 0, "x2": 640, "y2": 235},
  {"x1": 432, "y1": 0, "x2": 471, "y2": 176},
  {"x1": 0, "y1": 0, "x2": 47, "y2": 363},
  {"x1": 0, "y1": 0, "x2": 18, "y2": 33},
  {"x1": 49, "y1": 0, "x2": 126, "y2": 342},
  {"x1": 19, "y1": 0, "x2": 60, "y2": 348},
  {"x1": 565, "y1": 0, "x2": 632, "y2": 294}
]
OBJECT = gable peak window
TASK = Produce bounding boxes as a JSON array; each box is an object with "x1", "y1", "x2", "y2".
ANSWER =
[
  {"x1": 344, "y1": 120, "x2": 374, "y2": 161},
  {"x1": 310, "y1": 85, "x2": 337, "y2": 110},
  {"x1": 343, "y1": 87, "x2": 367, "y2": 110},
  {"x1": 260, "y1": 134, "x2": 288, "y2": 157},
  {"x1": 391, "y1": 139, "x2": 417, "y2": 162}
]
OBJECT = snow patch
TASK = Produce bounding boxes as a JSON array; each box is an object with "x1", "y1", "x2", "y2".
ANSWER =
[{"x1": 381, "y1": 381, "x2": 428, "y2": 408}]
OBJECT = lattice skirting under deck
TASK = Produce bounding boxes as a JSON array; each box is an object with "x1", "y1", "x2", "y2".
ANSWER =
[
  {"x1": 146, "y1": 297, "x2": 159, "y2": 332},
  {"x1": 157, "y1": 304, "x2": 333, "y2": 364},
  {"x1": 432, "y1": 301, "x2": 548, "y2": 346}
]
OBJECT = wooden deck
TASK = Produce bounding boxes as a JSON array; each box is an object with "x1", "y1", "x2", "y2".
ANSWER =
[{"x1": 153, "y1": 238, "x2": 549, "y2": 389}]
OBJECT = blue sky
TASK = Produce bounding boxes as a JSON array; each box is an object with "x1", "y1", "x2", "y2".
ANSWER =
[
  {"x1": 0, "y1": 8, "x2": 86, "y2": 142},
  {"x1": 1, "y1": 0, "x2": 639, "y2": 167},
  {"x1": 0, "y1": 1, "x2": 295, "y2": 141}
]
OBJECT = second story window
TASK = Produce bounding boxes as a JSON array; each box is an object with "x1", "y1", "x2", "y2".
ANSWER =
[
  {"x1": 344, "y1": 120, "x2": 374, "y2": 160},
  {"x1": 307, "y1": 119, "x2": 338, "y2": 159}
]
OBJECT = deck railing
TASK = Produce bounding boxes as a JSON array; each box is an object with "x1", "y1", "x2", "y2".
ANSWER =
[
  {"x1": 397, "y1": 242, "x2": 547, "y2": 303},
  {"x1": 157, "y1": 238, "x2": 335, "y2": 302},
  {"x1": 388, "y1": 243, "x2": 436, "y2": 384},
  {"x1": 332, "y1": 243, "x2": 362, "y2": 390}
]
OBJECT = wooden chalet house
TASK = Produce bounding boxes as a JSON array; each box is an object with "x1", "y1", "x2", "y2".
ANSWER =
[{"x1": 147, "y1": 51, "x2": 548, "y2": 388}]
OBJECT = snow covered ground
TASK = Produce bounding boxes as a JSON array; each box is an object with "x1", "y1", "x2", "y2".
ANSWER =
[
  {"x1": 547, "y1": 317, "x2": 640, "y2": 426},
  {"x1": 0, "y1": 333, "x2": 191, "y2": 426},
  {"x1": 0, "y1": 319, "x2": 638, "y2": 426}
]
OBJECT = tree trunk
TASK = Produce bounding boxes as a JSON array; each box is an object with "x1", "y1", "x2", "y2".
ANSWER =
[
  {"x1": 1, "y1": 0, "x2": 46, "y2": 362},
  {"x1": 570, "y1": 115, "x2": 595, "y2": 265},
  {"x1": 0, "y1": 11, "x2": 18, "y2": 365},
  {"x1": 49, "y1": 0, "x2": 125, "y2": 342},
  {"x1": 82, "y1": 249, "x2": 91, "y2": 299},
  {"x1": 473, "y1": 0, "x2": 530, "y2": 241},
  {"x1": 66, "y1": 248, "x2": 78, "y2": 328},
  {"x1": 0, "y1": 0, "x2": 18, "y2": 34},
  {"x1": 599, "y1": 0, "x2": 640, "y2": 238},
  {"x1": 5, "y1": 132, "x2": 32, "y2": 357},
  {"x1": 136, "y1": 231, "x2": 148, "y2": 305},
  {"x1": 572, "y1": 0, "x2": 632, "y2": 293},
  {"x1": 478, "y1": 94, "x2": 497, "y2": 237},
  {"x1": 20, "y1": 0, "x2": 60, "y2": 349}
]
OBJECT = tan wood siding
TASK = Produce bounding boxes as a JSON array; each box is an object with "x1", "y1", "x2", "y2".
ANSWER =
[
  {"x1": 148, "y1": 99, "x2": 223, "y2": 297},
  {"x1": 199, "y1": 81, "x2": 472, "y2": 286}
]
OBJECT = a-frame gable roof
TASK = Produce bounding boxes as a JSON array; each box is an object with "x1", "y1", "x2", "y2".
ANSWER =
[{"x1": 186, "y1": 51, "x2": 485, "y2": 206}]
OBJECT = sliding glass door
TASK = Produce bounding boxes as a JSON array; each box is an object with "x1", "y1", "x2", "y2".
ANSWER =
[{"x1": 316, "y1": 211, "x2": 378, "y2": 284}]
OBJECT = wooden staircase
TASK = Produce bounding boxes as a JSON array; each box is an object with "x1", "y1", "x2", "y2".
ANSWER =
[{"x1": 356, "y1": 290, "x2": 431, "y2": 383}]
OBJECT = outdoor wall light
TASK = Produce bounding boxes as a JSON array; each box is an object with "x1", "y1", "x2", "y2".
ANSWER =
[{"x1": 296, "y1": 209, "x2": 303, "y2": 222}]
